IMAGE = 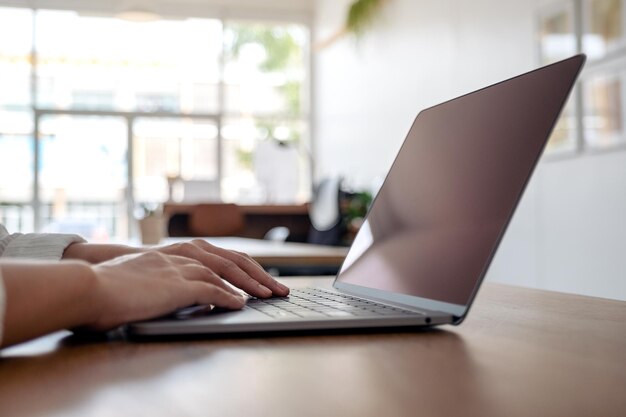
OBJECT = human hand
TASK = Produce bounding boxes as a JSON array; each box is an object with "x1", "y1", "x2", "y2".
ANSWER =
[
  {"x1": 154, "y1": 239, "x2": 290, "y2": 298},
  {"x1": 87, "y1": 251, "x2": 246, "y2": 330},
  {"x1": 63, "y1": 239, "x2": 290, "y2": 298}
]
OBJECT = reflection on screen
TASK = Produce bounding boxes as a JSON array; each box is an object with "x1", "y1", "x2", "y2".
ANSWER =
[{"x1": 336, "y1": 56, "x2": 583, "y2": 306}]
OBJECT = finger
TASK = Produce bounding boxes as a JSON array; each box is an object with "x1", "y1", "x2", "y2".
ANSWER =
[
  {"x1": 169, "y1": 241, "x2": 275, "y2": 298},
  {"x1": 208, "y1": 254, "x2": 275, "y2": 298},
  {"x1": 232, "y1": 249, "x2": 264, "y2": 269},
  {"x1": 194, "y1": 240, "x2": 289, "y2": 297},
  {"x1": 226, "y1": 251, "x2": 290, "y2": 296},
  {"x1": 181, "y1": 264, "x2": 242, "y2": 297},
  {"x1": 189, "y1": 281, "x2": 246, "y2": 310}
]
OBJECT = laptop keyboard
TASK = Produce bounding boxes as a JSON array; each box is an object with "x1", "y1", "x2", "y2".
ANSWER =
[{"x1": 245, "y1": 288, "x2": 422, "y2": 319}]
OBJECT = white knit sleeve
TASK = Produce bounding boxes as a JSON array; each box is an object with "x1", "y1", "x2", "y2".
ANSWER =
[{"x1": 0, "y1": 224, "x2": 86, "y2": 260}]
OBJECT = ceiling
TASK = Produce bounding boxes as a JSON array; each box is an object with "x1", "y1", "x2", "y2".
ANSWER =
[{"x1": 0, "y1": 0, "x2": 316, "y2": 21}]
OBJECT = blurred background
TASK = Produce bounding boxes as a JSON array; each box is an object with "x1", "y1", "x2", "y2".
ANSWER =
[{"x1": 0, "y1": 0, "x2": 624, "y2": 300}]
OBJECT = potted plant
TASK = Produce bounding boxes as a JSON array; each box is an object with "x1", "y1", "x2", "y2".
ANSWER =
[{"x1": 137, "y1": 203, "x2": 164, "y2": 245}]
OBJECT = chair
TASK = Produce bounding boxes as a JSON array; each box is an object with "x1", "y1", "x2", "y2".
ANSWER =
[
  {"x1": 264, "y1": 177, "x2": 344, "y2": 276},
  {"x1": 263, "y1": 226, "x2": 290, "y2": 242},
  {"x1": 166, "y1": 203, "x2": 245, "y2": 237},
  {"x1": 261, "y1": 178, "x2": 343, "y2": 245},
  {"x1": 307, "y1": 177, "x2": 344, "y2": 246},
  {"x1": 189, "y1": 203, "x2": 245, "y2": 237}
]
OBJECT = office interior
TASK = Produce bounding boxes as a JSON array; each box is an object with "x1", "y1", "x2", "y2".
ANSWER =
[{"x1": 0, "y1": 0, "x2": 624, "y2": 302}]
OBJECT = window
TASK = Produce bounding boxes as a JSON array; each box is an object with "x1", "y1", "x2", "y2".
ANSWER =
[
  {"x1": 39, "y1": 115, "x2": 128, "y2": 240},
  {"x1": 0, "y1": 8, "x2": 32, "y2": 108},
  {"x1": 222, "y1": 22, "x2": 310, "y2": 203},
  {"x1": 583, "y1": 69, "x2": 626, "y2": 148},
  {"x1": 0, "y1": 6, "x2": 311, "y2": 240},
  {"x1": 133, "y1": 117, "x2": 220, "y2": 203},
  {"x1": 537, "y1": 0, "x2": 626, "y2": 155},
  {"x1": 0, "y1": 8, "x2": 34, "y2": 232},
  {"x1": 582, "y1": 0, "x2": 626, "y2": 149},
  {"x1": 538, "y1": 2, "x2": 577, "y2": 66},
  {"x1": 34, "y1": 10, "x2": 223, "y2": 113},
  {"x1": 583, "y1": 0, "x2": 625, "y2": 58},
  {"x1": 0, "y1": 109, "x2": 34, "y2": 232}
]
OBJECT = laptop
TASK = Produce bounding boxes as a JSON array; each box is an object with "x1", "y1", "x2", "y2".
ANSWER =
[{"x1": 128, "y1": 54, "x2": 586, "y2": 337}]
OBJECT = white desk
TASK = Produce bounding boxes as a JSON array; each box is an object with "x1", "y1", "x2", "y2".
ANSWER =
[{"x1": 160, "y1": 237, "x2": 349, "y2": 268}]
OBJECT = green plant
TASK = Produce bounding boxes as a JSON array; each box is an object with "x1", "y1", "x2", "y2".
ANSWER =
[
  {"x1": 346, "y1": 0, "x2": 386, "y2": 35},
  {"x1": 341, "y1": 190, "x2": 373, "y2": 244},
  {"x1": 343, "y1": 191, "x2": 373, "y2": 222},
  {"x1": 225, "y1": 23, "x2": 304, "y2": 161},
  {"x1": 315, "y1": 0, "x2": 390, "y2": 49}
]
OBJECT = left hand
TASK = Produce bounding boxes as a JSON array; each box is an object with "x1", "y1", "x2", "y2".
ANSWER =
[{"x1": 154, "y1": 239, "x2": 289, "y2": 298}]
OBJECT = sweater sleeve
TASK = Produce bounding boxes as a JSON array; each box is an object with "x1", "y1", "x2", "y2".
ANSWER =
[
  {"x1": 0, "y1": 224, "x2": 86, "y2": 260},
  {"x1": 0, "y1": 224, "x2": 86, "y2": 347}
]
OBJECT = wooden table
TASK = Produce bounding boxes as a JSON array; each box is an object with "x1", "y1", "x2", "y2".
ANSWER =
[
  {"x1": 164, "y1": 237, "x2": 349, "y2": 268},
  {"x1": 1, "y1": 278, "x2": 625, "y2": 417}
]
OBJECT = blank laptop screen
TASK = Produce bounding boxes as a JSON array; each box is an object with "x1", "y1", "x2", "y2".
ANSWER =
[{"x1": 335, "y1": 56, "x2": 583, "y2": 306}]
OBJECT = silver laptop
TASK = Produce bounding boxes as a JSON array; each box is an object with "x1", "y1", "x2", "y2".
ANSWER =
[{"x1": 128, "y1": 54, "x2": 585, "y2": 337}]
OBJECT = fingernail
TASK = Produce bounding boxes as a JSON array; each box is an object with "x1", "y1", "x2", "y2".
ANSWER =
[
  {"x1": 278, "y1": 282, "x2": 289, "y2": 291},
  {"x1": 258, "y1": 283, "x2": 272, "y2": 296}
]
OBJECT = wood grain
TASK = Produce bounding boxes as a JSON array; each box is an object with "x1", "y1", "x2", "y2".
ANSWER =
[{"x1": 1, "y1": 279, "x2": 624, "y2": 417}]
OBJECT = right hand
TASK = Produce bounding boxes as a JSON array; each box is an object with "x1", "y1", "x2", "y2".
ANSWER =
[{"x1": 86, "y1": 251, "x2": 246, "y2": 331}]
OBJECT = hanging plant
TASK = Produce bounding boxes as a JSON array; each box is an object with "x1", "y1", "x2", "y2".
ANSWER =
[
  {"x1": 315, "y1": 0, "x2": 390, "y2": 50},
  {"x1": 346, "y1": 0, "x2": 386, "y2": 34}
]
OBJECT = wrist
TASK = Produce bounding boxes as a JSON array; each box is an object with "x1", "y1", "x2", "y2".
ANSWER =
[
  {"x1": 63, "y1": 242, "x2": 144, "y2": 264},
  {"x1": 65, "y1": 260, "x2": 102, "y2": 328}
]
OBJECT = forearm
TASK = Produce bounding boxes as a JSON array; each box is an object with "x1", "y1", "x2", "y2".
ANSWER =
[
  {"x1": 63, "y1": 243, "x2": 144, "y2": 264},
  {"x1": 0, "y1": 260, "x2": 99, "y2": 348}
]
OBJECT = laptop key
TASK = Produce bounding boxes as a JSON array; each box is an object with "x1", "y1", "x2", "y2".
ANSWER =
[
  {"x1": 266, "y1": 310, "x2": 299, "y2": 319},
  {"x1": 294, "y1": 311, "x2": 327, "y2": 318},
  {"x1": 248, "y1": 288, "x2": 422, "y2": 320}
]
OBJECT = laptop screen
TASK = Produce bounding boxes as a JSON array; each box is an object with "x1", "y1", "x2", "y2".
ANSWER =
[{"x1": 335, "y1": 55, "x2": 584, "y2": 308}]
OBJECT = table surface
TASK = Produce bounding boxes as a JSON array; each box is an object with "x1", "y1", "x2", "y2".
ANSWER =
[
  {"x1": 163, "y1": 236, "x2": 349, "y2": 267},
  {"x1": 1, "y1": 278, "x2": 625, "y2": 417}
]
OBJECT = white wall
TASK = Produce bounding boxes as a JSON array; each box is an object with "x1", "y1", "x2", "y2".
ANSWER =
[{"x1": 314, "y1": 0, "x2": 626, "y2": 300}]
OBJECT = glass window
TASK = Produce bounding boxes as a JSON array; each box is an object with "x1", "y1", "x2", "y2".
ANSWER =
[
  {"x1": 222, "y1": 117, "x2": 309, "y2": 203},
  {"x1": 583, "y1": 0, "x2": 625, "y2": 59},
  {"x1": 0, "y1": 5, "x2": 312, "y2": 234},
  {"x1": 0, "y1": 8, "x2": 33, "y2": 107},
  {"x1": 223, "y1": 22, "x2": 308, "y2": 116},
  {"x1": 546, "y1": 99, "x2": 579, "y2": 153},
  {"x1": 39, "y1": 115, "x2": 128, "y2": 240},
  {"x1": 537, "y1": 3, "x2": 580, "y2": 154},
  {"x1": 583, "y1": 71, "x2": 625, "y2": 148},
  {"x1": 0, "y1": 109, "x2": 34, "y2": 232},
  {"x1": 538, "y1": 4, "x2": 577, "y2": 65},
  {"x1": 133, "y1": 118, "x2": 219, "y2": 203},
  {"x1": 35, "y1": 10, "x2": 222, "y2": 113}
]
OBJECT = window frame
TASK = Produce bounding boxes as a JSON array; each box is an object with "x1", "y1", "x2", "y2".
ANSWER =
[
  {"x1": 537, "y1": 0, "x2": 626, "y2": 159},
  {"x1": 0, "y1": 5, "x2": 313, "y2": 237}
]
